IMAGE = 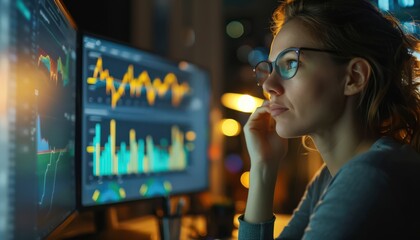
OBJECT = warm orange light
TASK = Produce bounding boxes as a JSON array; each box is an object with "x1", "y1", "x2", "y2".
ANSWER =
[
  {"x1": 240, "y1": 171, "x2": 250, "y2": 189},
  {"x1": 220, "y1": 118, "x2": 241, "y2": 137},
  {"x1": 221, "y1": 93, "x2": 264, "y2": 113},
  {"x1": 208, "y1": 144, "x2": 221, "y2": 161},
  {"x1": 185, "y1": 131, "x2": 196, "y2": 141},
  {"x1": 178, "y1": 61, "x2": 189, "y2": 70},
  {"x1": 0, "y1": 55, "x2": 7, "y2": 116}
]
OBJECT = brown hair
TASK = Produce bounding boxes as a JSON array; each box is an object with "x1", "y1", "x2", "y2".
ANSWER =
[{"x1": 273, "y1": 0, "x2": 420, "y2": 152}]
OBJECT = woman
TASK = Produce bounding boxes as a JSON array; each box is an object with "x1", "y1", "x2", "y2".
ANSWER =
[{"x1": 238, "y1": 0, "x2": 420, "y2": 239}]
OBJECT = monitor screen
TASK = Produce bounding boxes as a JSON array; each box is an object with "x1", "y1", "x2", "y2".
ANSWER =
[
  {"x1": 80, "y1": 34, "x2": 211, "y2": 207},
  {"x1": 0, "y1": 0, "x2": 77, "y2": 238}
]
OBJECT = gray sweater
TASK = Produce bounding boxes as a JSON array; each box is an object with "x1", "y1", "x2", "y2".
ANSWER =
[{"x1": 238, "y1": 137, "x2": 420, "y2": 239}]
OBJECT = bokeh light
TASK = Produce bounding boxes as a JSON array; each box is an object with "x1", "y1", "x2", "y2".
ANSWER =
[
  {"x1": 248, "y1": 47, "x2": 268, "y2": 67},
  {"x1": 185, "y1": 131, "x2": 196, "y2": 141},
  {"x1": 237, "y1": 94, "x2": 258, "y2": 113},
  {"x1": 178, "y1": 61, "x2": 190, "y2": 70},
  {"x1": 226, "y1": 20, "x2": 244, "y2": 38},
  {"x1": 221, "y1": 93, "x2": 264, "y2": 113},
  {"x1": 399, "y1": 0, "x2": 414, "y2": 7},
  {"x1": 225, "y1": 154, "x2": 243, "y2": 173},
  {"x1": 240, "y1": 171, "x2": 250, "y2": 189},
  {"x1": 208, "y1": 143, "x2": 222, "y2": 161},
  {"x1": 186, "y1": 142, "x2": 195, "y2": 151},
  {"x1": 220, "y1": 118, "x2": 241, "y2": 137}
]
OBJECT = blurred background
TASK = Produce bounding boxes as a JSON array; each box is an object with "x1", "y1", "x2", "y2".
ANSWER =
[
  {"x1": 62, "y1": 0, "x2": 420, "y2": 227},
  {"x1": 60, "y1": 0, "x2": 324, "y2": 217}
]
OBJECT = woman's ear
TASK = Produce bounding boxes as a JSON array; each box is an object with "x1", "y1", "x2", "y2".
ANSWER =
[{"x1": 343, "y1": 57, "x2": 371, "y2": 96}]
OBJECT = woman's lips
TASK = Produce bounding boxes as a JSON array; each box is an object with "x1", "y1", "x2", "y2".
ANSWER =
[{"x1": 270, "y1": 104, "x2": 289, "y2": 117}]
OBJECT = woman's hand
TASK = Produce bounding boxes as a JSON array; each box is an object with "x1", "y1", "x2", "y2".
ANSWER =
[
  {"x1": 243, "y1": 101, "x2": 288, "y2": 172},
  {"x1": 243, "y1": 101, "x2": 289, "y2": 223}
]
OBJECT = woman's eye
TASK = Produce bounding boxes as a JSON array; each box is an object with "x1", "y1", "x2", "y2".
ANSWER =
[{"x1": 286, "y1": 60, "x2": 298, "y2": 70}]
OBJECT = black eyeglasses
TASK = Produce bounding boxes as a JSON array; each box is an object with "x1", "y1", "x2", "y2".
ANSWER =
[{"x1": 254, "y1": 47, "x2": 342, "y2": 86}]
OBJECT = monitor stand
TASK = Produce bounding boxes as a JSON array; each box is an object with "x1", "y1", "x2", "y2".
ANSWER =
[{"x1": 65, "y1": 207, "x2": 152, "y2": 240}]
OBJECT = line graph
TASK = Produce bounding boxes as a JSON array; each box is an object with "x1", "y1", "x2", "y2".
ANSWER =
[
  {"x1": 86, "y1": 57, "x2": 191, "y2": 108},
  {"x1": 38, "y1": 148, "x2": 63, "y2": 213},
  {"x1": 38, "y1": 48, "x2": 70, "y2": 87},
  {"x1": 36, "y1": 115, "x2": 70, "y2": 216},
  {"x1": 31, "y1": 0, "x2": 77, "y2": 235}
]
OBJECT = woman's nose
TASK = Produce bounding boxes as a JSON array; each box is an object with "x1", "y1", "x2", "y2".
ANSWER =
[{"x1": 262, "y1": 72, "x2": 285, "y2": 98}]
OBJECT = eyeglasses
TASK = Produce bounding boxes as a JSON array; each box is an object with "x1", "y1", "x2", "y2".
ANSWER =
[{"x1": 254, "y1": 47, "x2": 342, "y2": 87}]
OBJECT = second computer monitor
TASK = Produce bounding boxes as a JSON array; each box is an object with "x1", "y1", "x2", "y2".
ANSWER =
[{"x1": 80, "y1": 34, "x2": 210, "y2": 207}]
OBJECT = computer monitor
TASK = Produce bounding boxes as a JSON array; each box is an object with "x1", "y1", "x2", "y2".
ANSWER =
[
  {"x1": 374, "y1": 0, "x2": 420, "y2": 37},
  {"x1": 79, "y1": 33, "x2": 210, "y2": 208},
  {"x1": 0, "y1": 0, "x2": 77, "y2": 239}
]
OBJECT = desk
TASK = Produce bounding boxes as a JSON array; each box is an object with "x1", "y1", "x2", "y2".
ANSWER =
[
  {"x1": 58, "y1": 213, "x2": 291, "y2": 239},
  {"x1": 120, "y1": 213, "x2": 291, "y2": 239}
]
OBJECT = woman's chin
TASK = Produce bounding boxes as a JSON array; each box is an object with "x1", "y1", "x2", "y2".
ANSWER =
[{"x1": 275, "y1": 125, "x2": 304, "y2": 139}]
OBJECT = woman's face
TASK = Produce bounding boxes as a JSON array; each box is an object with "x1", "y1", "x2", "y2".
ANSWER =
[{"x1": 263, "y1": 18, "x2": 348, "y2": 138}]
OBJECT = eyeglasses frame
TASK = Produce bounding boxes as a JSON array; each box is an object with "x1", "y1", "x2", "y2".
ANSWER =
[{"x1": 254, "y1": 47, "x2": 343, "y2": 86}]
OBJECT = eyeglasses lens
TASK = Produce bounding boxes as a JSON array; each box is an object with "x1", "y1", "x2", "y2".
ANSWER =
[
  {"x1": 277, "y1": 50, "x2": 299, "y2": 80},
  {"x1": 255, "y1": 49, "x2": 299, "y2": 86},
  {"x1": 255, "y1": 62, "x2": 271, "y2": 86}
]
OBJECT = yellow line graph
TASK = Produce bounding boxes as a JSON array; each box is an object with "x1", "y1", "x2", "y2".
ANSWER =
[{"x1": 87, "y1": 57, "x2": 191, "y2": 108}]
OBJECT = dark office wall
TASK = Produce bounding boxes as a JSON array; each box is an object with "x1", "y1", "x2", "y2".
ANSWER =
[{"x1": 62, "y1": 0, "x2": 131, "y2": 44}]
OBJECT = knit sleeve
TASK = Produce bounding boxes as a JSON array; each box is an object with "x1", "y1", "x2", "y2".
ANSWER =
[
  {"x1": 279, "y1": 166, "x2": 331, "y2": 239},
  {"x1": 301, "y1": 163, "x2": 390, "y2": 240},
  {"x1": 238, "y1": 214, "x2": 276, "y2": 240}
]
